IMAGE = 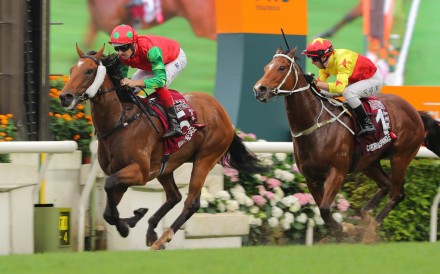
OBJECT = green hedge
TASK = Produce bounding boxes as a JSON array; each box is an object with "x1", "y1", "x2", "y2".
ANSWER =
[{"x1": 343, "y1": 158, "x2": 440, "y2": 241}]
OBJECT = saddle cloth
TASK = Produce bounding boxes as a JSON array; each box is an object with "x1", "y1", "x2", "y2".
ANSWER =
[
  {"x1": 352, "y1": 98, "x2": 394, "y2": 154},
  {"x1": 139, "y1": 89, "x2": 205, "y2": 155}
]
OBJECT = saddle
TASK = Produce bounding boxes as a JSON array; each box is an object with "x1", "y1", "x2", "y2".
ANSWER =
[
  {"x1": 138, "y1": 89, "x2": 205, "y2": 155},
  {"x1": 345, "y1": 97, "x2": 397, "y2": 171}
]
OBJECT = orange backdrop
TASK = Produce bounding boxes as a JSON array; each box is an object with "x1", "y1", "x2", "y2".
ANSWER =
[
  {"x1": 382, "y1": 86, "x2": 440, "y2": 119},
  {"x1": 216, "y1": 0, "x2": 307, "y2": 35}
]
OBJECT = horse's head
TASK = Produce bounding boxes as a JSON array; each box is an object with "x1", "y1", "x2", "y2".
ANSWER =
[
  {"x1": 253, "y1": 47, "x2": 301, "y2": 103},
  {"x1": 59, "y1": 44, "x2": 107, "y2": 110}
]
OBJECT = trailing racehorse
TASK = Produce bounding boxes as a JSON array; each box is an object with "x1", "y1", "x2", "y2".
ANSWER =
[
  {"x1": 85, "y1": 0, "x2": 216, "y2": 48},
  {"x1": 59, "y1": 44, "x2": 266, "y2": 250},
  {"x1": 253, "y1": 47, "x2": 440, "y2": 243}
]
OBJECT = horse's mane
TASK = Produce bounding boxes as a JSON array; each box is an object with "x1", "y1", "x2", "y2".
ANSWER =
[{"x1": 89, "y1": 51, "x2": 133, "y2": 103}]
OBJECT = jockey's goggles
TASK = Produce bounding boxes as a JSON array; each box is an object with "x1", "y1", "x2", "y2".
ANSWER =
[{"x1": 114, "y1": 44, "x2": 131, "y2": 52}]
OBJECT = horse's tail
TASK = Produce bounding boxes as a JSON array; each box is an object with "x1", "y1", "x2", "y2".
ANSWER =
[
  {"x1": 419, "y1": 111, "x2": 440, "y2": 157},
  {"x1": 221, "y1": 134, "x2": 268, "y2": 174}
]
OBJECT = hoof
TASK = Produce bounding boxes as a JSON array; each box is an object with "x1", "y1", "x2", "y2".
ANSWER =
[
  {"x1": 150, "y1": 242, "x2": 166, "y2": 250},
  {"x1": 116, "y1": 221, "x2": 129, "y2": 238}
]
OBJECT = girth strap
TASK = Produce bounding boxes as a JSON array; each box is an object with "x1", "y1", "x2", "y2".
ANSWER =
[{"x1": 96, "y1": 113, "x2": 142, "y2": 140}]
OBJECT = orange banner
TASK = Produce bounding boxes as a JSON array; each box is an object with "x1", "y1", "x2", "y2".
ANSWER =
[
  {"x1": 216, "y1": 0, "x2": 307, "y2": 35},
  {"x1": 382, "y1": 86, "x2": 440, "y2": 119}
]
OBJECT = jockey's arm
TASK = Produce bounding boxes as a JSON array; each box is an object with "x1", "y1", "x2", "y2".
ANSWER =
[{"x1": 143, "y1": 46, "x2": 167, "y2": 89}]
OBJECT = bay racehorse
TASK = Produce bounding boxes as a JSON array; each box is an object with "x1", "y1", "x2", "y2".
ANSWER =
[
  {"x1": 85, "y1": 0, "x2": 216, "y2": 48},
  {"x1": 59, "y1": 44, "x2": 266, "y2": 250},
  {"x1": 253, "y1": 47, "x2": 440, "y2": 243}
]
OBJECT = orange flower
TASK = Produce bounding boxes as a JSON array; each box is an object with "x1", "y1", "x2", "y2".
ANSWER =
[
  {"x1": 55, "y1": 114, "x2": 61, "y2": 118},
  {"x1": 1, "y1": 119, "x2": 8, "y2": 125},
  {"x1": 0, "y1": 139, "x2": 5, "y2": 142},
  {"x1": 73, "y1": 134, "x2": 81, "y2": 140},
  {"x1": 5, "y1": 137, "x2": 12, "y2": 141},
  {"x1": 1, "y1": 125, "x2": 6, "y2": 128},
  {"x1": 0, "y1": 132, "x2": 6, "y2": 136},
  {"x1": 76, "y1": 104, "x2": 84, "y2": 110},
  {"x1": 49, "y1": 112, "x2": 54, "y2": 116},
  {"x1": 63, "y1": 76, "x2": 69, "y2": 83},
  {"x1": 6, "y1": 114, "x2": 13, "y2": 118},
  {"x1": 0, "y1": 115, "x2": 6, "y2": 120}
]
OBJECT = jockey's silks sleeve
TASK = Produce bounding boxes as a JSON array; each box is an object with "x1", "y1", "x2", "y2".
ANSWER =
[
  {"x1": 317, "y1": 49, "x2": 376, "y2": 94},
  {"x1": 143, "y1": 46, "x2": 167, "y2": 89},
  {"x1": 120, "y1": 64, "x2": 129, "y2": 79}
]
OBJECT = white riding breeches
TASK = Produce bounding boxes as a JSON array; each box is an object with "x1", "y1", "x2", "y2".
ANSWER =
[
  {"x1": 131, "y1": 48, "x2": 187, "y2": 88},
  {"x1": 343, "y1": 70, "x2": 384, "y2": 109}
]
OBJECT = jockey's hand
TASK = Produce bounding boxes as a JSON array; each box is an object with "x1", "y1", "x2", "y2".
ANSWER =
[
  {"x1": 304, "y1": 73, "x2": 316, "y2": 85},
  {"x1": 320, "y1": 90, "x2": 340, "y2": 98},
  {"x1": 121, "y1": 78, "x2": 145, "y2": 88}
]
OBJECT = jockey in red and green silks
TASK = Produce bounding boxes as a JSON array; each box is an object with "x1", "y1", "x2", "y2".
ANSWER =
[{"x1": 109, "y1": 24, "x2": 187, "y2": 139}]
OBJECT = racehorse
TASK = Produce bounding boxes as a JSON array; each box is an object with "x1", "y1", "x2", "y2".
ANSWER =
[
  {"x1": 253, "y1": 47, "x2": 440, "y2": 243},
  {"x1": 59, "y1": 44, "x2": 266, "y2": 250},
  {"x1": 85, "y1": 0, "x2": 216, "y2": 48}
]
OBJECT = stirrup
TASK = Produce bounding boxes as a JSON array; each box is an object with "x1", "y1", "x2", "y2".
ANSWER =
[
  {"x1": 357, "y1": 125, "x2": 375, "y2": 136},
  {"x1": 162, "y1": 126, "x2": 183, "y2": 139}
]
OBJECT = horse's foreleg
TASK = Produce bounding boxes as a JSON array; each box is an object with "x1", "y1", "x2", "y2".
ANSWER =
[
  {"x1": 146, "y1": 173, "x2": 182, "y2": 247},
  {"x1": 319, "y1": 170, "x2": 346, "y2": 237},
  {"x1": 103, "y1": 163, "x2": 146, "y2": 238},
  {"x1": 103, "y1": 174, "x2": 130, "y2": 237}
]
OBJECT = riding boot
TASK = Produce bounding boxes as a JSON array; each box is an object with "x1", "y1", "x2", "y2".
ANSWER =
[
  {"x1": 163, "y1": 106, "x2": 184, "y2": 139},
  {"x1": 353, "y1": 105, "x2": 375, "y2": 136}
]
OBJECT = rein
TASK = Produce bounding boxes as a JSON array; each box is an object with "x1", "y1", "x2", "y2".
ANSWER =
[{"x1": 272, "y1": 53, "x2": 355, "y2": 137}]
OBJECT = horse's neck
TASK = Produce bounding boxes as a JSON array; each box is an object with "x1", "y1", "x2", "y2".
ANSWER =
[
  {"x1": 284, "y1": 86, "x2": 324, "y2": 133},
  {"x1": 90, "y1": 78, "x2": 123, "y2": 134}
]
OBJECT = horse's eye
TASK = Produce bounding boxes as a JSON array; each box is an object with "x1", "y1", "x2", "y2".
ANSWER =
[
  {"x1": 85, "y1": 69, "x2": 94, "y2": 75},
  {"x1": 279, "y1": 66, "x2": 286, "y2": 72}
]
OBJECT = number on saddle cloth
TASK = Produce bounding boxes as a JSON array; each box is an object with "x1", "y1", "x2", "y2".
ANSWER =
[
  {"x1": 348, "y1": 98, "x2": 396, "y2": 154},
  {"x1": 138, "y1": 90, "x2": 205, "y2": 155}
]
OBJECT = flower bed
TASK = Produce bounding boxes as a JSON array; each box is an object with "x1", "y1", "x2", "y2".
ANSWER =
[
  {"x1": 49, "y1": 75, "x2": 93, "y2": 159},
  {"x1": 0, "y1": 113, "x2": 18, "y2": 163},
  {"x1": 198, "y1": 130, "x2": 351, "y2": 245}
]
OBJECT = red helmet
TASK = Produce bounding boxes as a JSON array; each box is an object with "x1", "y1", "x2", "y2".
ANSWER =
[
  {"x1": 109, "y1": 24, "x2": 138, "y2": 45},
  {"x1": 301, "y1": 38, "x2": 334, "y2": 57}
]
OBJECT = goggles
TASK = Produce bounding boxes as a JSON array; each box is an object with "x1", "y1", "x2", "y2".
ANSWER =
[{"x1": 114, "y1": 44, "x2": 131, "y2": 52}]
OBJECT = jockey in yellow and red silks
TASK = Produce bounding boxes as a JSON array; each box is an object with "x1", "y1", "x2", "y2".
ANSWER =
[
  {"x1": 302, "y1": 38, "x2": 384, "y2": 136},
  {"x1": 109, "y1": 24, "x2": 187, "y2": 139}
]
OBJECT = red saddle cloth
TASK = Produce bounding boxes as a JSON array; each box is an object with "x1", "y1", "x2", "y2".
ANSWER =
[
  {"x1": 351, "y1": 98, "x2": 395, "y2": 156},
  {"x1": 140, "y1": 90, "x2": 205, "y2": 155}
]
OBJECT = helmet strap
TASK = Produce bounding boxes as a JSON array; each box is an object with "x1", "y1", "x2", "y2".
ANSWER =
[
  {"x1": 129, "y1": 43, "x2": 135, "y2": 58},
  {"x1": 319, "y1": 55, "x2": 330, "y2": 68}
]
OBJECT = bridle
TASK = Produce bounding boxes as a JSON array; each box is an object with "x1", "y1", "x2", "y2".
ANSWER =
[
  {"x1": 76, "y1": 54, "x2": 118, "y2": 102},
  {"x1": 270, "y1": 53, "x2": 354, "y2": 138},
  {"x1": 270, "y1": 53, "x2": 310, "y2": 96}
]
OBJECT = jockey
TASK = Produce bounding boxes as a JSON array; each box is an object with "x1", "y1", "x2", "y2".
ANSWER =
[
  {"x1": 109, "y1": 24, "x2": 187, "y2": 138},
  {"x1": 302, "y1": 38, "x2": 383, "y2": 136}
]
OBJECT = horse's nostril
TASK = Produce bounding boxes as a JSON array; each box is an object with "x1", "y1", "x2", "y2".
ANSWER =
[
  {"x1": 59, "y1": 93, "x2": 74, "y2": 107},
  {"x1": 258, "y1": 86, "x2": 267, "y2": 93}
]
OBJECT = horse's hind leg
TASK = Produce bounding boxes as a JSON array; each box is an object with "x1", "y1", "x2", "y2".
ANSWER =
[
  {"x1": 362, "y1": 160, "x2": 391, "y2": 227},
  {"x1": 146, "y1": 173, "x2": 182, "y2": 248},
  {"x1": 150, "y1": 157, "x2": 218, "y2": 250},
  {"x1": 363, "y1": 156, "x2": 411, "y2": 243}
]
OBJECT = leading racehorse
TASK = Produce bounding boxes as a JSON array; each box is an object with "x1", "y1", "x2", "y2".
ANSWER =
[
  {"x1": 59, "y1": 44, "x2": 266, "y2": 250},
  {"x1": 253, "y1": 47, "x2": 440, "y2": 243}
]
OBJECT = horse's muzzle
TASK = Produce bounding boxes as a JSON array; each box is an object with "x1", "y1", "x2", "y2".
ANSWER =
[
  {"x1": 253, "y1": 85, "x2": 269, "y2": 103},
  {"x1": 59, "y1": 93, "x2": 74, "y2": 108}
]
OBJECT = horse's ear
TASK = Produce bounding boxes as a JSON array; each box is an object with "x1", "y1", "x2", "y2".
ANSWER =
[
  {"x1": 76, "y1": 43, "x2": 84, "y2": 57},
  {"x1": 95, "y1": 44, "x2": 105, "y2": 60},
  {"x1": 276, "y1": 46, "x2": 283, "y2": 54},
  {"x1": 288, "y1": 47, "x2": 298, "y2": 58}
]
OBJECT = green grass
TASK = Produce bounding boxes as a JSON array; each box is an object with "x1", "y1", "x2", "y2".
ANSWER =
[{"x1": 1, "y1": 242, "x2": 440, "y2": 274}]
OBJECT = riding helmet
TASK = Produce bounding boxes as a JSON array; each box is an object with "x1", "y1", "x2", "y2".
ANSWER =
[
  {"x1": 301, "y1": 38, "x2": 334, "y2": 57},
  {"x1": 109, "y1": 24, "x2": 138, "y2": 46}
]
